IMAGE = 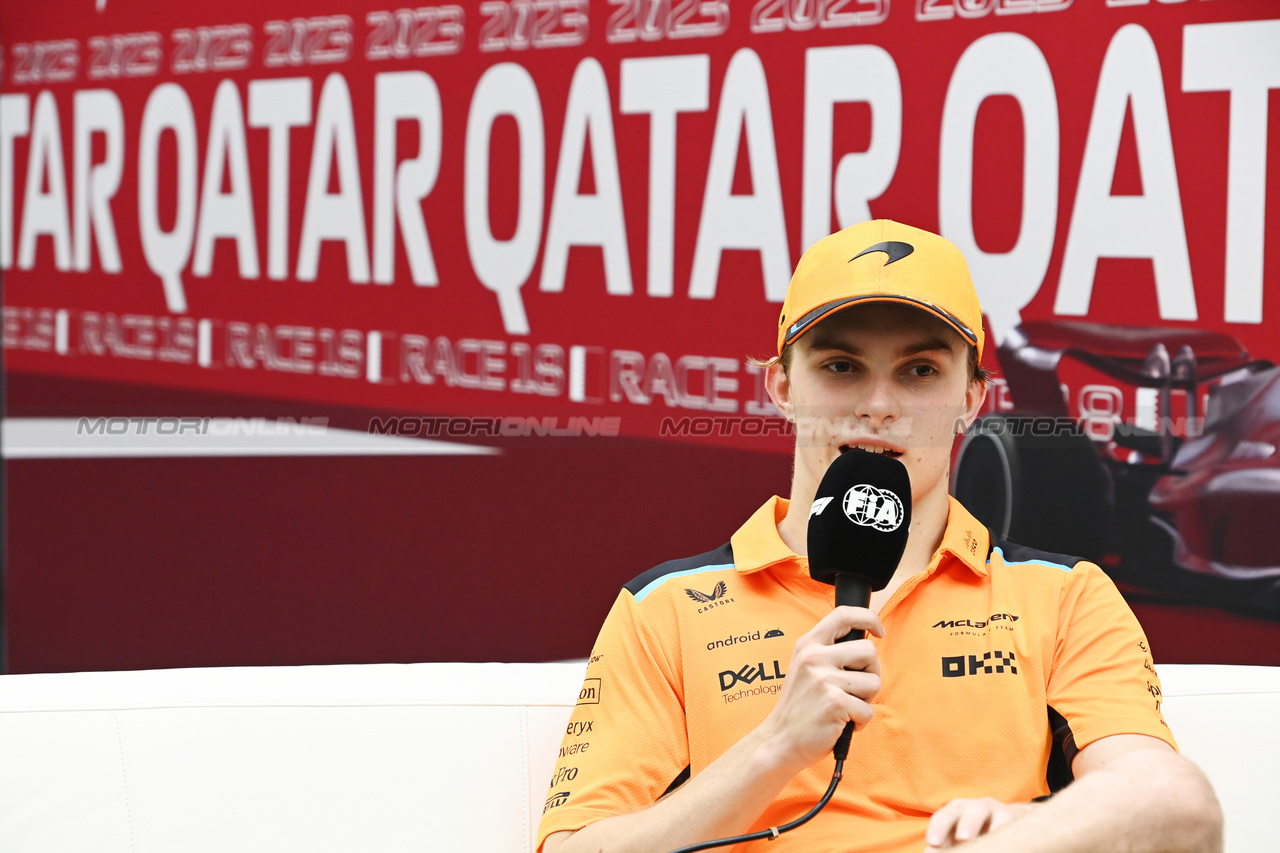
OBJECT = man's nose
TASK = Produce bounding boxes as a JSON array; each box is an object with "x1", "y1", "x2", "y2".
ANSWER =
[{"x1": 857, "y1": 372, "x2": 900, "y2": 426}]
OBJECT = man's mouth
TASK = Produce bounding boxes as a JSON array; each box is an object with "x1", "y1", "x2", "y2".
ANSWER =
[{"x1": 840, "y1": 444, "x2": 904, "y2": 459}]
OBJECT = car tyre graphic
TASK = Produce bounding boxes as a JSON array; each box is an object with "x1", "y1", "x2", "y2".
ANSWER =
[{"x1": 953, "y1": 415, "x2": 1112, "y2": 562}]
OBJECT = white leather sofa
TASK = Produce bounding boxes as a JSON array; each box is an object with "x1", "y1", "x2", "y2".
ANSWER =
[{"x1": 1, "y1": 663, "x2": 1276, "y2": 852}]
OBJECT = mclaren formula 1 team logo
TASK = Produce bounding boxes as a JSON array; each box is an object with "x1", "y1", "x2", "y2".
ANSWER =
[{"x1": 850, "y1": 241, "x2": 915, "y2": 266}]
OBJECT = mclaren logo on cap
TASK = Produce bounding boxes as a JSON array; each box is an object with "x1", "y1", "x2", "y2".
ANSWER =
[{"x1": 850, "y1": 241, "x2": 914, "y2": 265}]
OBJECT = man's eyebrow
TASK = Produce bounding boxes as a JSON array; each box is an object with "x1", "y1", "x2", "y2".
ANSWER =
[{"x1": 900, "y1": 337, "x2": 958, "y2": 357}]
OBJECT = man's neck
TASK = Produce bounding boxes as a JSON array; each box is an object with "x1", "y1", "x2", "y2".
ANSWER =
[{"x1": 777, "y1": 477, "x2": 953, "y2": 586}]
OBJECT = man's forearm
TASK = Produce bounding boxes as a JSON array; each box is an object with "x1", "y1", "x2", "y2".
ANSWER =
[
  {"x1": 544, "y1": 722, "x2": 805, "y2": 853},
  {"x1": 955, "y1": 749, "x2": 1222, "y2": 853}
]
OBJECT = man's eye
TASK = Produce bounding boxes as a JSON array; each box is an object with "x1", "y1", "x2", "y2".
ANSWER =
[
  {"x1": 910, "y1": 364, "x2": 936, "y2": 377},
  {"x1": 827, "y1": 361, "x2": 853, "y2": 373}
]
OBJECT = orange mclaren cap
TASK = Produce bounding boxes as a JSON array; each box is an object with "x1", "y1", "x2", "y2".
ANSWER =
[{"x1": 778, "y1": 220, "x2": 984, "y2": 359}]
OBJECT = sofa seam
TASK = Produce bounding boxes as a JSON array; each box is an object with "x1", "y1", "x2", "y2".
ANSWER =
[
  {"x1": 114, "y1": 709, "x2": 140, "y2": 853},
  {"x1": 521, "y1": 705, "x2": 533, "y2": 853}
]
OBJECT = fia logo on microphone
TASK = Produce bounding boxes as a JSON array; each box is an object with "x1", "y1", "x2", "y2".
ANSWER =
[{"x1": 843, "y1": 484, "x2": 904, "y2": 531}]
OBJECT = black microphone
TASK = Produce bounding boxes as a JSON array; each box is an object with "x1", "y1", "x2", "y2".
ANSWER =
[{"x1": 807, "y1": 449, "x2": 912, "y2": 760}]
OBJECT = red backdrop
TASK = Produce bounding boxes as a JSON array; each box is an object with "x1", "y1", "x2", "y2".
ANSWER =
[{"x1": 2, "y1": 0, "x2": 1277, "y2": 671}]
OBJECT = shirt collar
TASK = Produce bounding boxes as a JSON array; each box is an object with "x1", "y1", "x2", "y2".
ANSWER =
[
  {"x1": 729, "y1": 495, "x2": 991, "y2": 578},
  {"x1": 730, "y1": 496, "x2": 801, "y2": 575},
  {"x1": 937, "y1": 497, "x2": 990, "y2": 577}
]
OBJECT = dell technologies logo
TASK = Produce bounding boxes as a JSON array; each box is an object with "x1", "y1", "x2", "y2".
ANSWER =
[
  {"x1": 719, "y1": 661, "x2": 786, "y2": 692},
  {"x1": 719, "y1": 660, "x2": 787, "y2": 704}
]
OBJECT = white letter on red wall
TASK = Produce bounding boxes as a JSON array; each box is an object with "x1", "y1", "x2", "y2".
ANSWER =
[
  {"x1": 0, "y1": 95, "x2": 31, "y2": 270},
  {"x1": 73, "y1": 89, "x2": 124, "y2": 273},
  {"x1": 802, "y1": 45, "x2": 901, "y2": 253},
  {"x1": 1058, "y1": 25, "x2": 1196, "y2": 321},
  {"x1": 465, "y1": 63, "x2": 544, "y2": 335},
  {"x1": 19, "y1": 92, "x2": 73, "y2": 272},
  {"x1": 297, "y1": 73, "x2": 370, "y2": 284},
  {"x1": 541, "y1": 58, "x2": 632, "y2": 299},
  {"x1": 374, "y1": 71, "x2": 442, "y2": 286},
  {"x1": 1183, "y1": 19, "x2": 1280, "y2": 325},
  {"x1": 194, "y1": 80, "x2": 259, "y2": 280},
  {"x1": 940, "y1": 33, "x2": 1058, "y2": 341},
  {"x1": 248, "y1": 78, "x2": 312, "y2": 281},
  {"x1": 620, "y1": 54, "x2": 710, "y2": 298},
  {"x1": 139, "y1": 83, "x2": 197, "y2": 313},
  {"x1": 690, "y1": 49, "x2": 791, "y2": 302}
]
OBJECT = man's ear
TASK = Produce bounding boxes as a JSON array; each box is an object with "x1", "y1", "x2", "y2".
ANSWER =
[
  {"x1": 765, "y1": 362, "x2": 795, "y2": 423},
  {"x1": 958, "y1": 377, "x2": 988, "y2": 432}
]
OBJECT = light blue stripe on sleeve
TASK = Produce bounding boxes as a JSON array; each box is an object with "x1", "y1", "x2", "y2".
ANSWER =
[
  {"x1": 989, "y1": 546, "x2": 1073, "y2": 571},
  {"x1": 634, "y1": 563, "x2": 736, "y2": 602}
]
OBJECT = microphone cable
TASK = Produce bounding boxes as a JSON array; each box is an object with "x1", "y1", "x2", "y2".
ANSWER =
[
  {"x1": 666, "y1": 647, "x2": 862, "y2": 852},
  {"x1": 665, "y1": 753, "x2": 847, "y2": 853}
]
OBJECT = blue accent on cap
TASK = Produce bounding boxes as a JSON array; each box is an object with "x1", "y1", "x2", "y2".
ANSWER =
[
  {"x1": 988, "y1": 546, "x2": 1073, "y2": 572},
  {"x1": 634, "y1": 563, "x2": 736, "y2": 602}
]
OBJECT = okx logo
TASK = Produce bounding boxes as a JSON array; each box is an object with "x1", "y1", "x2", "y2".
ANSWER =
[
  {"x1": 942, "y1": 651, "x2": 1018, "y2": 677},
  {"x1": 719, "y1": 660, "x2": 786, "y2": 691}
]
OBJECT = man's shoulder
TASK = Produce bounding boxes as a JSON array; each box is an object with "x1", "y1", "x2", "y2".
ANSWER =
[
  {"x1": 622, "y1": 542, "x2": 736, "y2": 600},
  {"x1": 988, "y1": 536, "x2": 1088, "y2": 573}
]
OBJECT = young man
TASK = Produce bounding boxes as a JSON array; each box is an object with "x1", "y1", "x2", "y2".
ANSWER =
[{"x1": 539, "y1": 221, "x2": 1221, "y2": 853}]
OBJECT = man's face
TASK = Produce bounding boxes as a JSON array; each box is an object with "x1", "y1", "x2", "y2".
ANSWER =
[{"x1": 767, "y1": 303, "x2": 985, "y2": 506}]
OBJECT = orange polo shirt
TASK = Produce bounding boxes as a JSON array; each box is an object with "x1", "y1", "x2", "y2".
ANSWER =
[{"x1": 537, "y1": 496, "x2": 1175, "y2": 853}]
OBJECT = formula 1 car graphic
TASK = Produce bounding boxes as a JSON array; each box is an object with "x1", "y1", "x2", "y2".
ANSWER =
[{"x1": 952, "y1": 320, "x2": 1280, "y2": 619}]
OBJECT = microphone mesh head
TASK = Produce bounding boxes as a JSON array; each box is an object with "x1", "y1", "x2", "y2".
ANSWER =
[{"x1": 807, "y1": 451, "x2": 912, "y2": 590}]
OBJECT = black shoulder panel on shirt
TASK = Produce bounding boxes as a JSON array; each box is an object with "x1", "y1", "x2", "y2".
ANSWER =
[
  {"x1": 661, "y1": 765, "x2": 691, "y2": 799},
  {"x1": 623, "y1": 542, "x2": 735, "y2": 596},
  {"x1": 1045, "y1": 706, "x2": 1078, "y2": 793},
  {"x1": 990, "y1": 537, "x2": 1084, "y2": 571}
]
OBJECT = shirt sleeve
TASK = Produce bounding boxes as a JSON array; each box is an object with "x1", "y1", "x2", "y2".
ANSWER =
[
  {"x1": 1046, "y1": 560, "x2": 1177, "y2": 757},
  {"x1": 536, "y1": 587, "x2": 690, "y2": 850}
]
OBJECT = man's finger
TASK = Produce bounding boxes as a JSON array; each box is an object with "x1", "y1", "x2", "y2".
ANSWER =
[
  {"x1": 837, "y1": 669, "x2": 882, "y2": 699},
  {"x1": 953, "y1": 800, "x2": 994, "y2": 841},
  {"x1": 825, "y1": 637, "x2": 881, "y2": 675},
  {"x1": 924, "y1": 800, "x2": 964, "y2": 847},
  {"x1": 814, "y1": 605, "x2": 886, "y2": 643}
]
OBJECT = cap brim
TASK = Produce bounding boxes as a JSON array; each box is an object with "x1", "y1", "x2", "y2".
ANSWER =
[{"x1": 781, "y1": 294, "x2": 979, "y2": 351}]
